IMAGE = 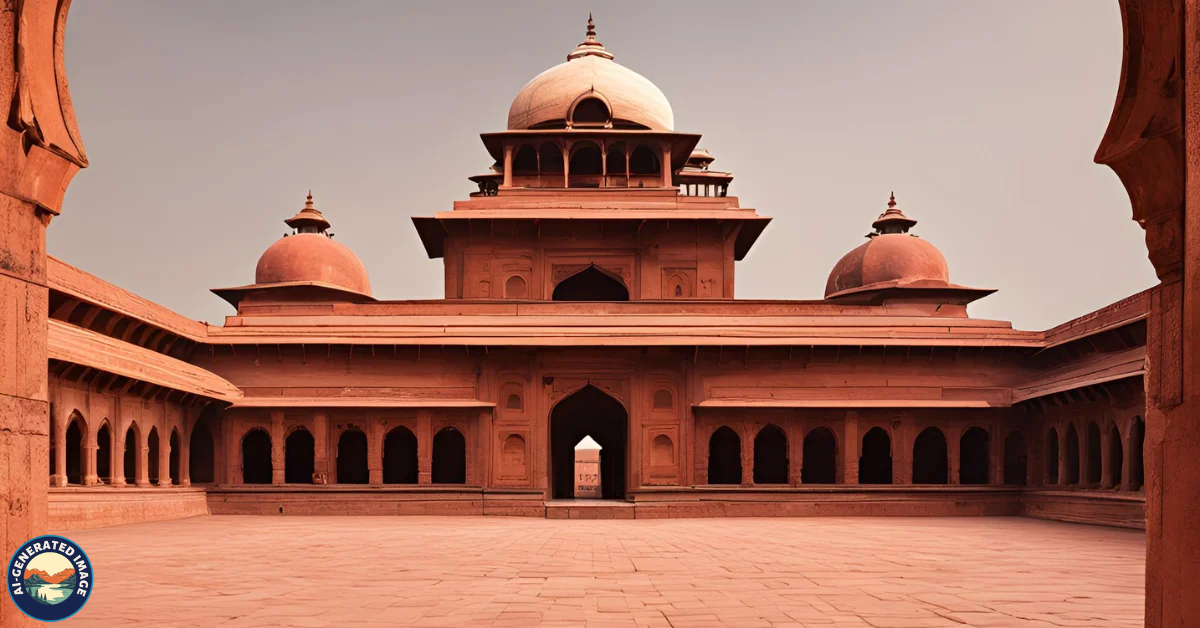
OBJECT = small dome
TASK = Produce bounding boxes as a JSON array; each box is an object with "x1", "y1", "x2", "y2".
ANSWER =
[
  {"x1": 253, "y1": 194, "x2": 371, "y2": 297},
  {"x1": 507, "y1": 16, "x2": 674, "y2": 131},
  {"x1": 825, "y1": 194, "x2": 950, "y2": 298}
]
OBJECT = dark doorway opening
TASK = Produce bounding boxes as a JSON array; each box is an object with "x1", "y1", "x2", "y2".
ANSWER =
[
  {"x1": 1109, "y1": 424, "x2": 1124, "y2": 488},
  {"x1": 285, "y1": 429, "x2": 315, "y2": 484},
  {"x1": 802, "y1": 427, "x2": 837, "y2": 484},
  {"x1": 337, "y1": 428, "x2": 369, "y2": 484},
  {"x1": 242, "y1": 428, "x2": 272, "y2": 484},
  {"x1": 1130, "y1": 417, "x2": 1144, "y2": 490},
  {"x1": 1065, "y1": 424, "x2": 1081, "y2": 485},
  {"x1": 168, "y1": 428, "x2": 180, "y2": 485},
  {"x1": 912, "y1": 427, "x2": 948, "y2": 484},
  {"x1": 65, "y1": 417, "x2": 83, "y2": 485},
  {"x1": 383, "y1": 426, "x2": 419, "y2": 484},
  {"x1": 551, "y1": 385, "x2": 627, "y2": 498},
  {"x1": 97, "y1": 423, "x2": 112, "y2": 484},
  {"x1": 552, "y1": 266, "x2": 629, "y2": 301},
  {"x1": 432, "y1": 427, "x2": 467, "y2": 484},
  {"x1": 707, "y1": 426, "x2": 742, "y2": 485},
  {"x1": 753, "y1": 425, "x2": 788, "y2": 484},
  {"x1": 960, "y1": 427, "x2": 990, "y2": 485},
  {"x1": 859, "y1": 427, "x2": 892, "y2": 484},
  {"x1": 1003, "y1": 431, "x2": 1028, "y2": 486},
  {"x1": 147, "y1": 427, "x2": 160, "y2": 485},
  {"x1": 189, "y1": 420, "x2": 214, "y2": 483},
  {"x1": 123, "y1": 423, "x2": 139, "y2": 485}
]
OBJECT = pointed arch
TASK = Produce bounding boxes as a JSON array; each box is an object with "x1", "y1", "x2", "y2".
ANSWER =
[
  {"x1": 707, "y1": 426, "x2": 742, "y2": 485},
  {"x1": 432, "y1": 427, "x2": 467, "y2": 484},
  {"x1": 859, "y1": 427, "x2": 892, "y2": 484},
  {"x1": 550, "y1": 384, "x2": 627, "y2": 498},
  {"x1": 168, "y1": 427, "x2": 181, "y2": 486},
  {"x1": 189, "y1": 415, "x2": 215, "y2": 484},
  {"x1": 123, "y1": 420, "x2": 142, "y2": 485},
  {"x1": 285, "y1": 427, "x2": 315, "y2": 484},
  {"x1": 383, "y1": 426, "x2": 419, "y2": 484},
  {"x1": 65, "y1": 411, "x2": 86, "y2": 485},
  {"x1": 552, "y1": 265, "x2": 629, "y2": 301},
  {"x1": 912, "y1": 427, "x2": 948, "y2": 484},
  {"x1": 146, "y1": 426, "x2": 160, "y2": 485},
  {"x1": 241, "y1": 428, "x2": 272, "y2": 485},
  {"x1": 802, "y1": 426, "x2": 837, "y2": 484},
  {"x1": 336, "y1": 427, "x2": 368, "y2": 484},
  {"x1": 753, "y1": 424, "x2": 788, "y2": 484},
  {"x1": 96, "y1": 420, "x2": 113, "y2": 484},
  {"x1": 959, "y1": 426, "x2": 990, "y2": 485}
]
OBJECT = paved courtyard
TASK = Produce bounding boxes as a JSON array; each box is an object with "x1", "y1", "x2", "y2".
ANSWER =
[{"x1": 56, "y1": 516, "x2": 1143, "y2": 627}]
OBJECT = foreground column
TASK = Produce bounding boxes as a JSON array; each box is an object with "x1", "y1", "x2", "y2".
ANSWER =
[
  {"x1": 0, "y1": 4, "x2": 88, "y2": 625},
  {"x1": 51, "y1": 412, "x2": 67, "y2": 487},
  {"x1": 158, "y1": 434, "x2": 172, "y2": 487},
  {"x1": 1095, "y1": 2, "x2": 1200, "y2": 623}
]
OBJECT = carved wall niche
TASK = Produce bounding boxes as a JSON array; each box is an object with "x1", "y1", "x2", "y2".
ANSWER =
[
  {"x1": 644, "y1": 426, "x2": 679, "y2": 485},
  {"x1": 499, "y1": 381, "x2": 525, "y2": 417},
  {"x1": 496, "y1": 432, "x2": 529, "y2": 484},
  {"x1": 463, "y1": 252, "x2": 534, "y2": 299},
  {"x1": 661, "y1": 268, "x2": 695, "y2": 298}
]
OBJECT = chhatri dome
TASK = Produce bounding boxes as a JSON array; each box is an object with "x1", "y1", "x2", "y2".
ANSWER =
[
  {"x1": 255, "y1": 192, "x2": 371, "y2": 295},
  {"x1": 507, "y1": 15, "x2": 674, "y2": 131},
  {"x1": 825, "y1": 194, "x2": 954, "y2": 299},
  {"x1": 213, "y1": 193, "x2": 372, "y2": 307}
]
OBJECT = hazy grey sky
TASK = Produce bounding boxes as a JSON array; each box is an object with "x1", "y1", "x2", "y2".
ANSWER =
[{"x1": 55, "y1": 1, "x2": 1155, "y2": 330}]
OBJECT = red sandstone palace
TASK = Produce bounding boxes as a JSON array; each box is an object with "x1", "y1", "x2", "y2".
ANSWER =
[{"x1": 41, "y1": 19, "x2": 1148, "y2": 528}]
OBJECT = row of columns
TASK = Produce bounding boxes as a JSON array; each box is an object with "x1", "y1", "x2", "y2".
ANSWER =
[
  {"x1": 1049, "y1": 421, "x2": 1143, "y2": 490},
  {"x1": 501, "y1": 140, "x2": 673, "y2": 189},
  {"x1": 49, "y1": 418, "x2": 190, "y2": 488}
]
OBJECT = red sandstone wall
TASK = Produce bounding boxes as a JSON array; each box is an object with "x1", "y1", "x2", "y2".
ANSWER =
[{"x1": 49, "y1": 488, "x2": 209, "y2": 531}]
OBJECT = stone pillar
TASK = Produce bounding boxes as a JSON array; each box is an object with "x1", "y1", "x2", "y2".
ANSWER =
[
  {"x1": 368, "y1": 419, "x2": 383, "y2": 486},
  {"x1": 417, "y1": 410, "x2": 432, "y2": 484},
  {"x1": 502, "y1": 143, "x2": 513, "y2": 189},
  {"x1": 843, "y1": 412, "x2": 859, "y2": 485},
  {"x1": 83, "y1": 441, "x2": 98, "y2": 486},
  {"x1": 947, "y1": 427, "x2": 962, "y2": 485},
  {"x1": 179, "y1": 415, "x2": 191, "y2": 487},
  {"x1": 313, "y1": 412, "x2": 328, "y2": 483},
  {"x1": 158, "y1": 433, "x2": 172, "y2": 487},
  {"x1": 991, "y1": 422, "x2": 1004, "y2": 485},
  {"x1": 561, "y1": 146, "x2": 569, "y2": 188},
  {"x1": 228, "y1": 420, "x2": 242, "y2": 487},
  {"x1": 790, "y1": 423, "x2": 803, "y2": 486},
  {"x1": 1120, "y1": 426, "x2": 1133, "y2": 491},
  {"x1": 0, "y1": 3, "x2": 86, "y2": 623},
  {"x1": 894, "y1": 422, "x2": 913, "y2": 485},
  {"x1": 111, "y1": 426, "x2": 127, "y2": 488},
  {"x1": 270, "y1": 412, "x2": 284, "y2": 485},
  {"x1": 740, "y1": 423, "x2": 754, "y2": 486},
  {"x1": 51, "y1": 412, "x2": 67, "y2": 487},
  {"x1": 660, "y1": 143, "x2": 672, "y2": 188},
  {"x1": 135, "y1": 436, "x2": 150, "y2": 487}
]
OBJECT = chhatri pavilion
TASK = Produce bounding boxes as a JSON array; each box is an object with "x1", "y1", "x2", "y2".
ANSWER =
[{"x1": 44, "y1": 18, "x2": 1146, "y2": 526}]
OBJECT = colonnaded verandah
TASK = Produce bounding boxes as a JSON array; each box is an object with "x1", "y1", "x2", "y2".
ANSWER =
[{"x1": 38, "y1": 17, "x2": 1149, "y2": 529}]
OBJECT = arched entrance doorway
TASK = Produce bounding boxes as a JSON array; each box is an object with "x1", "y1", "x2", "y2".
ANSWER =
[{"x1": 550, "y1": 384, "x2": 627, "y2": 499}]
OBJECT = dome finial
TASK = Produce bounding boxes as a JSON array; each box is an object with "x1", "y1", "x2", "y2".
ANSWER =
[
  {"x1": 870, "y1": 191, "x2": 918, "y2": 236},
  {"x1": 568, "y1": 13, "x2": 613, "y2": 60},
  {"x1": 285, "y1": 190, "x2": 331, "y2": 234}
]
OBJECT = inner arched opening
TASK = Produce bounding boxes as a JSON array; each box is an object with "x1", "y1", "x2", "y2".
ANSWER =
[{"x1": 550, "y1": 385, "x2": 627, "y2": 499}]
